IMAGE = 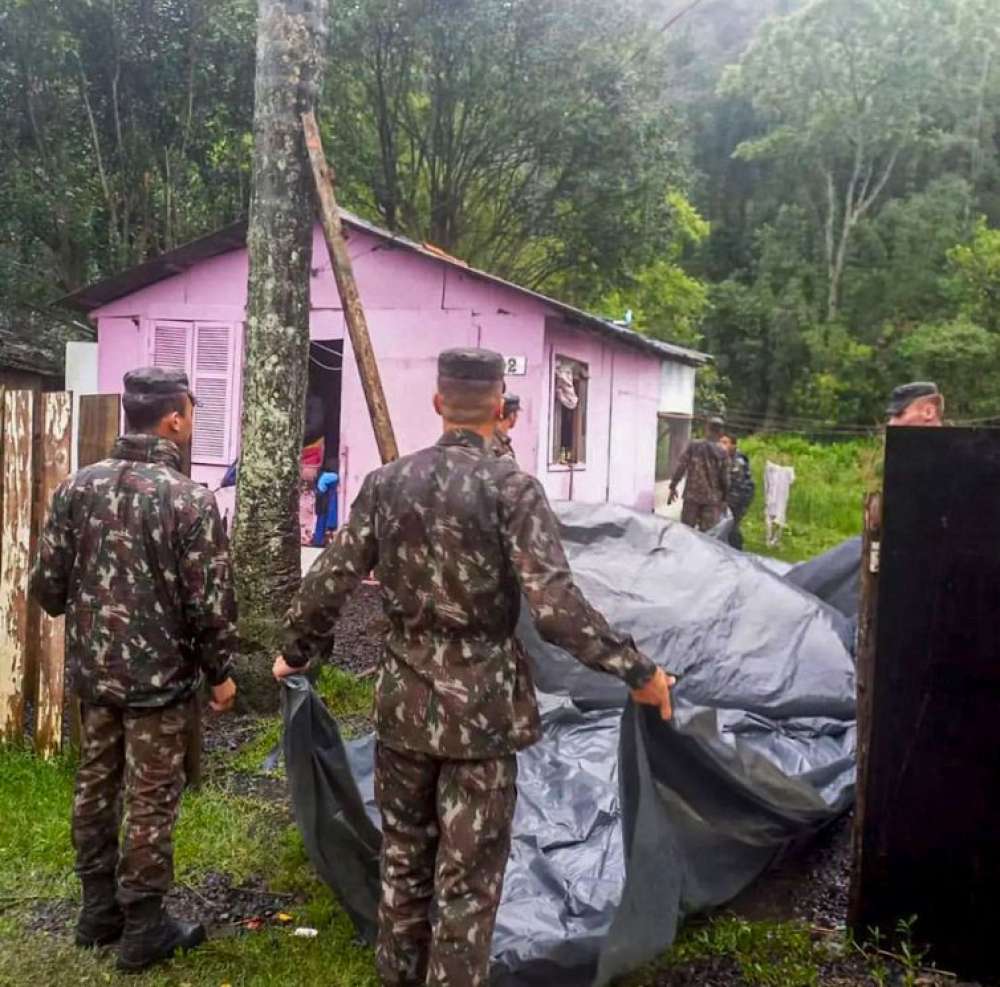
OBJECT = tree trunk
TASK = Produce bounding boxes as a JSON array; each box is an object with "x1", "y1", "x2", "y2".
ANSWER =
[{"x1": 233, "y1": 0, "x2": 328, "y2": 710}]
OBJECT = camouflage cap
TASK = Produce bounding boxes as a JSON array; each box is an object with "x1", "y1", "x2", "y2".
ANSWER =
[
  {"x1": 502, "y1": 393, "x2": 521, "y2": 416},
  {"x1": 123, "y1": 367, "x2": 198, "y2": 410},
  {"x1": 887, "y1": 381, "x2": 938, "y2": 416},
  {"x1": 438, "y1": 348, "x2": 504, "y2": 382}
]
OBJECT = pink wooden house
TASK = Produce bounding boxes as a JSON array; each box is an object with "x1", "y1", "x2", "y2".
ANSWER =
[{"x1": 65, "y1": 212, "x2": 707, "y2": 523}]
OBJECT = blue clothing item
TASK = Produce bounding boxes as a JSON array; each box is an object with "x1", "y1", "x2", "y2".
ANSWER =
[{"x1": 312, "y1": 472, "x2": 339, "y2": 546}]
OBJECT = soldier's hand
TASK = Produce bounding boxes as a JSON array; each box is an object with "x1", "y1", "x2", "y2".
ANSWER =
[
  {"x1": 630, "y1": 667, "x2": 676, "y2": 722},
  {"x1": 210, "y1": 677, "x2": 237, "y2": 713},
  {"x1": 667, "y1": 488, "x2": 678, "y2": 506},
  {"x1": 272, "y1": 654, "x2": 304, "y2": 681}
]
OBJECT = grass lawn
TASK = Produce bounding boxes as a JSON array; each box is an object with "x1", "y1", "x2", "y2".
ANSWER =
[
  {"x1": 0, "y1": 668, "x2": 380, "y2": 987},
  {"x1": 737, "y1": 436, "x2": 879, "y2": 563}
]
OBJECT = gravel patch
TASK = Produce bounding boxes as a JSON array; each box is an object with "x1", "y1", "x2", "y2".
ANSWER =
[{"x1": 330, "y1": 582, "x2": 384, "y2": 674}]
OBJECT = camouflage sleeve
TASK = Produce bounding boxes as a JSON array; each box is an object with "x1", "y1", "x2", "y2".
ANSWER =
[
  {"x1": 670, "y1": 444, "x2": 691, "y2": 489},
  {"x1": 177, "y1": 495, "x2": 238, "y2": 687},
  {"x1": 283, "y1": 473, "x2": 378, "y2": 668},
  {"x1": 28, "y1": 481, "x2": 74, "y2": 618},
  {"x1": 499, "y1": 471, "x2": 656, "y2": 689}
]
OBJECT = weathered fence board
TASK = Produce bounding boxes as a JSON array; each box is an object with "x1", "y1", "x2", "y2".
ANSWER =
[
  {"x1": 77, "y1": 394, "x2": 121, "y2": 468},
  {"x1": 31, "y1": 392, "x2": 72, "y2": 757},
  {"x1": 0, "y1": 390, "x2": 36, "y2": 743},
  {"x1": 68, "y1": 392, "x2": 121, "y2": 750}
]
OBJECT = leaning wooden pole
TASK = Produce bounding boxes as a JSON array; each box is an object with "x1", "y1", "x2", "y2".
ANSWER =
[{"x1": 302, "y1": 111, "x2": 399, "y2": 464}]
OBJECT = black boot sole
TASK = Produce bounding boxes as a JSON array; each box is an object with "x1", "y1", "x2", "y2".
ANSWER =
[
  {"x1": 75, "y1": 921, "x2": 125, "y2": 948},
  {"x1": 115, "y1": 927, "x2": 207, "y2": 973},
  {"x1": 76, "y1": 930, "x2": 124, "y2": 948}
]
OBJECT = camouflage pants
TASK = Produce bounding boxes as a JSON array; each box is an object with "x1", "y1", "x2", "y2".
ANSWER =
[
  {"x1": 681, "y1": 499, "x2": 724, "y2": 532},
  {"x1": 374, "y1": 743, "x2": 517, "y2": 987},
  {"x1": 73, "y1": 701, "x2": 191, "y2": 905}
]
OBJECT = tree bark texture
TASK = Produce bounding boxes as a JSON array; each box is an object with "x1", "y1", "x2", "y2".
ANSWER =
[{"x1": 234, "y1": 0, "x2": 328, "y2": 654}]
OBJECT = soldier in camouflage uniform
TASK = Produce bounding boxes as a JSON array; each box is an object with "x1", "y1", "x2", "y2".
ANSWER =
[
  {"x1": 668, "y1": 416, "x2": 731, "y2": 532},
  {"x1": 491, "y1": 392, "x2": 520, "y2": 462},
  {"x1": 720, "y1": 433, "x2": 755, "y2": 551},
  {"x1": 29, "y1": 368, "x2": 238, "y2": 972},
  {"x1": 274, "y1": 349, "x2": 674, "y2": 987}
]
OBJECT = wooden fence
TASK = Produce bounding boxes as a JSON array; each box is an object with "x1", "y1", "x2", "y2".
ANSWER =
[{"x1": 0, "y1": 391, "x2": 121, "y2": 756}]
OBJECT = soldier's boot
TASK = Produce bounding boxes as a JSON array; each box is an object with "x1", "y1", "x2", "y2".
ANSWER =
[
  {"x1": 115, "y1": 898, "x2": 206, "y2": 973},
  {"x1": 75, "y1": 875, "x2": 125, "y2": 948}
]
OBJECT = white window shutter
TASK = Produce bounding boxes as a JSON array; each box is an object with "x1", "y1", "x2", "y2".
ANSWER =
[
  {"x1": 152, "y1": 321, "x2": 192, "y2": 372},
  {"x1": 191, "y1": 323, "x2": 234, "y2": 465}
]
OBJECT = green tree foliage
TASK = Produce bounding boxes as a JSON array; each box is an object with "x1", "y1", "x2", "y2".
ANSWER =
[
  {"x1": 322, "y1": 0, "x2": 685, "y2": 297},
  {"x1": 5, "y1": 0, "x2": 1000, "y2": 427},
  {"x1": 673, "y1": 0, "x2": 1000, "y2": 427},
  {"x1": 597, "y1": 191, "x2": 710, "y2": 348},
  {"x1": 0, "y1": 0, "x2": 687, "y2": 312},
  {"x1": 948, "y1": 219, "x2": 1000, "y2": 332},
  {"x1": 722, "y1": 0, "x2": 988, "y2": 322},
  {"x1": 892, "y1": 319, "x2": 1000, "y2": 417},
  {"x1": 0, "y1": 0, "x2": 257, "y2": 296}
]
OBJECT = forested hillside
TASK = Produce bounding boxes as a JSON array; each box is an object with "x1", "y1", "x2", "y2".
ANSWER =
[{"x1": 2, "y1": 0, "x2": 998, "y2": 424}]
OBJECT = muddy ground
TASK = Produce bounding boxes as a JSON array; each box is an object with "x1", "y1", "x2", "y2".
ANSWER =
[{"x1": 329, "y1": 581, "x2": 384, "y2": 674}]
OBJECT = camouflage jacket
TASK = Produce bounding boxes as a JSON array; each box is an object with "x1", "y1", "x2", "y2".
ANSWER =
[
  {"x1": 727, "y1": 451, "x2": 755, "y2": 518},
  {"x1": 670, "y1": 439, "x2": 730, "y2": 506},
  {"x1": 284, "y1": 429, "x2": 655, "y2": 759},
  {"x1": 491, "y1": 426, "x2": 516, "y2": 463},
  {"x1": 29, "y1": 434, "x2": 237, "y2": 709}
]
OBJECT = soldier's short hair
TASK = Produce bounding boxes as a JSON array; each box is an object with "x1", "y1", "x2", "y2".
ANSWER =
[
  {"x1": 437, "y1": 376, "x2": 503, "y2": 426},
  {"x1": 436, "y1": 348, "x2": 504, "y2": 425},
  {"x1": 122, "y1": 368, "x2": 195, "y2": 433}
]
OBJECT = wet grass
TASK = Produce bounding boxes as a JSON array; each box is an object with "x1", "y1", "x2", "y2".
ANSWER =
[
  {"x1": 229, "y1": 665, "x2": 375, "y2": 776},
  {"x1": 737, "y1": 436, "x2": 879, "y2": 563},
  {"x1": 0, "y1": 671, "x2": 379, "y2": 987},
  {"x1": 623, "y1": 918, "x2": 825, "y2": 986}
]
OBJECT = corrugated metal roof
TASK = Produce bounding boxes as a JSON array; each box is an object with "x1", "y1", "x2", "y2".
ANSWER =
[
  {"x1": 0, "y1": 304, "x2": 95, "y2": 377},
  {"x1": 61, "y1": 212, "x2": 709, "y2": 367}
]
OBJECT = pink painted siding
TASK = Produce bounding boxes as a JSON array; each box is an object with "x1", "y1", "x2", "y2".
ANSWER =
[
  {"x1": 92, "y1": 223, "x2": 677, "y2": 515},
  {"x1": 540, "y1": 320, "x2": 661, "y2": 510}
]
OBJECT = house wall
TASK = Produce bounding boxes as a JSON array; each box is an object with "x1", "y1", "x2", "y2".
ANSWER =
[
  {"x1": 541, "y1": 319, "x2": 661, "y2": 511},
  {"x1": 65, "y1": 341, "x2": 100, "y2": 471},
  {"x1": 92, "y1": 223, "x2": 686, "y2": 517},
  {"x1": 659, "y1": 360, "x2": 696, "y2": 415}
]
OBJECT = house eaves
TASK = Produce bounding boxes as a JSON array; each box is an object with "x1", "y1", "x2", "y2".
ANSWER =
[{"x1": 61, "y1": 214, "x2": 709, "y2": 368}]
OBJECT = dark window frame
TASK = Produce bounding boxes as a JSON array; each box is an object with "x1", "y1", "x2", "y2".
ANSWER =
[{"x1": 551, "y1": 355, "x2": 589, "y2": 466}]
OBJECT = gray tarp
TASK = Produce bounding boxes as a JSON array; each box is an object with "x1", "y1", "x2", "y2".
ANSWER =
[
  {"x1": 784, "y1": 536, "x2": 862, "y2": 621},
  {"x1": 282, "y1": 503, "x2": 857, "y2": 985}
]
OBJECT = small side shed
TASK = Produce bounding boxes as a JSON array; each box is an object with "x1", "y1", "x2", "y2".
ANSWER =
[
  {"x1": 65, "y1": 213, "x2": 708, "y2": 519},
  {"x1": 0, "y1": 305, "x2": 95, "y2": 392}
]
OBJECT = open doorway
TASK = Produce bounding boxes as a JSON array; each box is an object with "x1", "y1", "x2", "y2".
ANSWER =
[
  {"x1": 300, "y1": 340, "x2": 344, "y2": 546},
  {"x1": 307, "y1": 339, "x2": 343, "y2": 469}
]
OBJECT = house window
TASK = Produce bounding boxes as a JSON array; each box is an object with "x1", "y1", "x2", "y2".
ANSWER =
[
  {"x1": 151, "y1": 320, "x2": 238, "y2": 466},
  {"x1": 551, "y1": 356, "x2": 588, "y2": 465}
]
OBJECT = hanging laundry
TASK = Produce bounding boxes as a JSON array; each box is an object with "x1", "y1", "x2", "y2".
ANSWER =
[
  {"x1": 554, "y1": 360, "x2": 579, "y2": 410},
  {"x1": 764, "y1": 461, "x2": 796, "y2": 547}
]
